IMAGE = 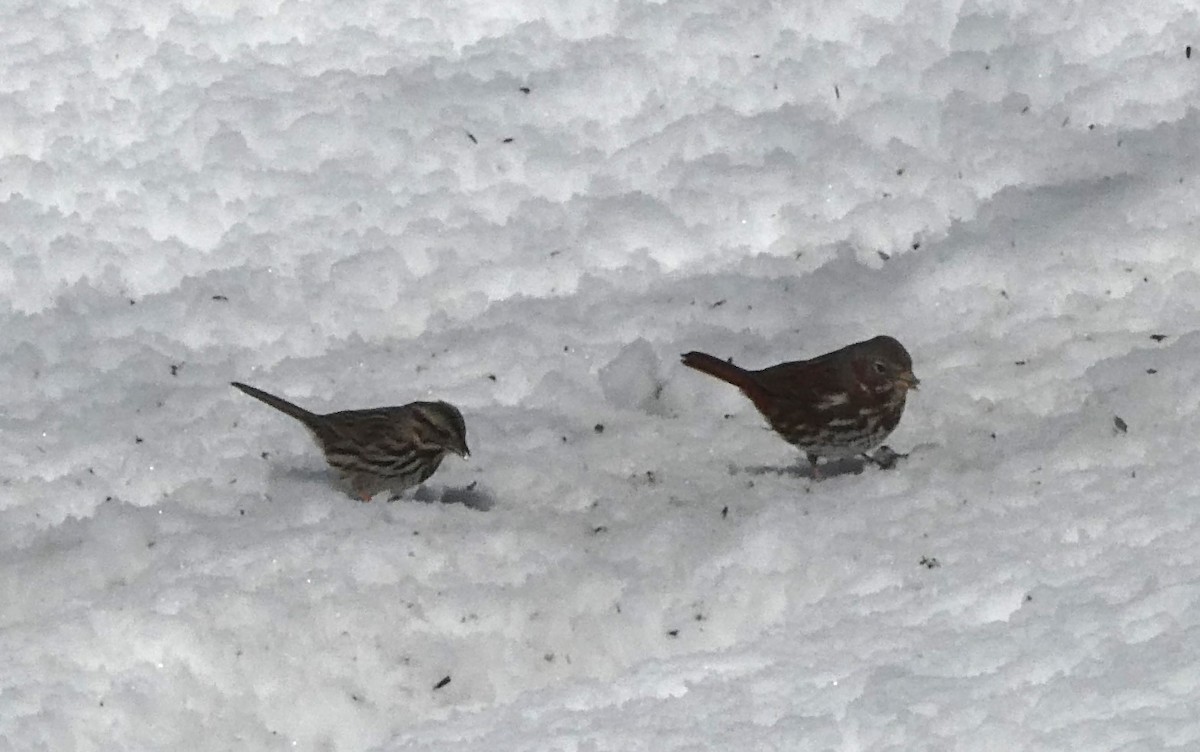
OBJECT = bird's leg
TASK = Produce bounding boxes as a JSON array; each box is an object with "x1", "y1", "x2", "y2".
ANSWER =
[
  {"x1": 806, "y1": 452, "x2": 822, "y2": 480},
  {"x1": 353, "y1": 481, "x2": 375, "y2": 502}
]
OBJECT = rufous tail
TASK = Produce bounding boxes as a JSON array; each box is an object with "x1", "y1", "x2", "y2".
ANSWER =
[
  {"x1": 680, "y1": 351, "x2": 757, "y2": 391},
  {"x1": 231, "y1": 382, "x2": 318, "y2": 425}
]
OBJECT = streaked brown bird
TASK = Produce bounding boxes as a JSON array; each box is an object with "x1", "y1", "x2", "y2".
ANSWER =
[
  {"x1": 681, "y1": 335, "x2": 918, "y2": 477},
  {"x1": 231, "y1": 382, "x2": 469, "y2": 501}
]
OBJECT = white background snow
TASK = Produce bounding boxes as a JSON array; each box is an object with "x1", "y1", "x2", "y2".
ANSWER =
[{"x1": 2, "y1": 0, "x2": 1199, "y2": 749}]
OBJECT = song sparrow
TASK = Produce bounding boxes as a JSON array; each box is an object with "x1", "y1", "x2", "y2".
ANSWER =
[
  {"x1": 231, "y1": 382, "x2": 469, "y2": 501},
  {"x1": 681, "y1": 335, "x2": 918, "y2": 477}
]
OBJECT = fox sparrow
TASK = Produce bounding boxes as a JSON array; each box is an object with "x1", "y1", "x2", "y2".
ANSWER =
[
  {"x1": 681, "y1": 335, "x2": 918, "y2": 477},
  {"x1": 231, "y1": 382, "x2": 469, "y2": 500}
]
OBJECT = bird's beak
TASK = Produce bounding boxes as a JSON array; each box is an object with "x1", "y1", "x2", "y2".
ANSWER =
[
  {"x1": 458, "y1": 446, "x2": 471, "y2": 459},
  {"x1": 898, "y1": 371, "x2": 920, "y2": 390}
]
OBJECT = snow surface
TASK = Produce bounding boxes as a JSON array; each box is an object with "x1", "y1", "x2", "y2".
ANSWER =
[{"x1": 2, "y1": 0, "x2": 1200, "y2": 749}]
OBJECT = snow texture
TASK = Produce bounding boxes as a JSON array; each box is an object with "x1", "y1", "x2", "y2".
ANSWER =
[{"x1": 2, "y1": 0, "x2": 1200, "y2": 749}]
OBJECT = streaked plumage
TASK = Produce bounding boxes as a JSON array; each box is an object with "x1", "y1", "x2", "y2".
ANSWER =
[
  {"x1": 231, "y1": 382, "x2": 469, "y2": 500},
  {"x1": 681, "y1": 335, "x2": 918, "y2": 476}
]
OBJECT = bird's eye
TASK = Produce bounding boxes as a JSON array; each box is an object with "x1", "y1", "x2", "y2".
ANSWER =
[{"x1": 873, "y1": 362, "x2": 887, "y2": 374}]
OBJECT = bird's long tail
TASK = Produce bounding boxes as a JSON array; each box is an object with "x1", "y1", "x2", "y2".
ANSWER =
[
  {"x1": 680, "y1": 351, "x2": 757, "y2": 391},
  {"x1": 231, "y1": 382, "x2": 318, "y2": 424}
]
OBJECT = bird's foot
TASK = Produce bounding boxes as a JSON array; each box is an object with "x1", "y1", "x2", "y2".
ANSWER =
[{"x1": 862, "y1": 446, "x2": 907, "y2": 470}]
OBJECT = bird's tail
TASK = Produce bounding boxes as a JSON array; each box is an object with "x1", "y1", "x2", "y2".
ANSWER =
[
  {"x1": 680, "y1": 351, "x2": 757, "y2": 391},
  {"x1": 231, "y1": 382, "x2": 318, "y2": 424}
]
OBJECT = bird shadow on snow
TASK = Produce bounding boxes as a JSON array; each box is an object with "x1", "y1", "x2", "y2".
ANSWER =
[
  {"x1": 268, "y1": 467, "x2": 495, "y2": 511},
  {"x1": 737, "y1": 446, "x2": 908, "y2": 480},
  {"x1": 410, "y1": 482, "x2": 495, "y2": 511}
]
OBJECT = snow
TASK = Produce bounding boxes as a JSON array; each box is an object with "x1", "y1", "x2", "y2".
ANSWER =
[{"x1": 2, "y1": 0, "x2": 1200, "y2": 749}]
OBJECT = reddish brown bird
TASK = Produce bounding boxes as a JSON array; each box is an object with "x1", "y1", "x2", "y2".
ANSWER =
[
  {"x1": 681, "y1": 335, "x2": 918, "y2": 477},
  {"x1": 232, "y1": 382, "x2": 469, "y2": 501}
]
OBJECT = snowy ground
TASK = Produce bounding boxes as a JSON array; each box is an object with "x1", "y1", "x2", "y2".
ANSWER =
[{"x1": 2, "y1": 0, "x2": 1200, "y2": 749}]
